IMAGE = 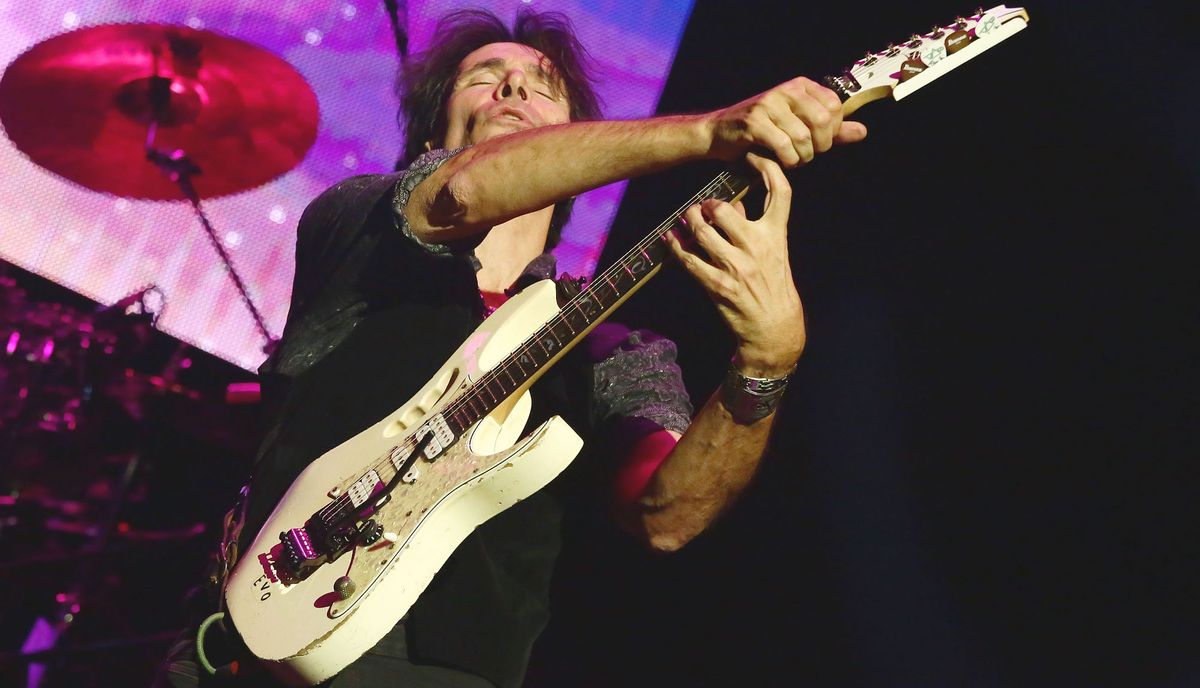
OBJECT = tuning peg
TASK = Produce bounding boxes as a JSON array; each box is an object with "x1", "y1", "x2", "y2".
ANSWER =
[
  {"x1": 884, "y1": 43, "x2": 900, "y2": 56},
  {"x1": 929, "y1": 25, "x2": 946, "y2": 38},
  {"x1": 953, "y1": 17, "x2": 968, "y2": 30},
  {"x1": 906, "y1": 34, "x2": 923, "y2": 48}
]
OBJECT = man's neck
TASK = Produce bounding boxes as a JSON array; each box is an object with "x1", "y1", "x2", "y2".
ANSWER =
[{"x1": 473, "y1": 206, "x2": 554, "y2": 293}]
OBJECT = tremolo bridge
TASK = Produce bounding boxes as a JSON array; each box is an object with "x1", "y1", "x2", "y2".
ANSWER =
[{"x1": 276, "y1": 416, "x2": 454, "y2": 582}]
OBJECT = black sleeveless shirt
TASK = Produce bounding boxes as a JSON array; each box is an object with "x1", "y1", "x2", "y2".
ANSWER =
[{"x1": 241, "y1": 150, "x2": 692, "y2": 687}]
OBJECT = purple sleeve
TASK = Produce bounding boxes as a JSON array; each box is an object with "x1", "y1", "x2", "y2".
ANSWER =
[
  {"x1": 391, "y1": 147, "x2": 465, "y2": 254},
  {"x1": 587, "y1": 322, "x2": 693, "y2": 436}
]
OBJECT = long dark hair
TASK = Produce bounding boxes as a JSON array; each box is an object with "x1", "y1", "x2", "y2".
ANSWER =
[{"x1": 396, "y1": 9, "x2": 602, "y2": 246}]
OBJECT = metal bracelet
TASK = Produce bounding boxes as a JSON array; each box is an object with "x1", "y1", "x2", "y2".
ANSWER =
[{"x1": 720, "y1": 364, "x2": 795, "y2": 424}]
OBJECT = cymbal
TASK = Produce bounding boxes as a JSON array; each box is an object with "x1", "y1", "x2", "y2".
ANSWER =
[{"x1": 0, "y1": 23, "x2": 319, "y2": 200}]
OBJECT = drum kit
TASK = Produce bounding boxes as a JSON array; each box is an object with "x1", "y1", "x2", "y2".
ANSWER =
[{"x1": 0, "y1": 22, "x2": 319, "y2": 685}]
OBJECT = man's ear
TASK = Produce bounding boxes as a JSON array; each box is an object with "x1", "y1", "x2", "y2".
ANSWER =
[{"x1": 424, "y1": 140, "x2": 433, "y2": 152}]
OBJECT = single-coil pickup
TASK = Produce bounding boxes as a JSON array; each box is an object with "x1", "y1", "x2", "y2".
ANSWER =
[
  {"x1": 347, "y1": 470, "x2": 383, "y2": 509},
  {"x1": 416, "y1": 414, "x2": 455, "y2": 460},
  {"x1": 387, "y1": 445, "x2": 407, "y2": 471}
]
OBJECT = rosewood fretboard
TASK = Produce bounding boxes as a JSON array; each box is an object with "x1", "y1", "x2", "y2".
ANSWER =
[{"x1": 437, "y1": 163, "x2": 759, "y2": 436}]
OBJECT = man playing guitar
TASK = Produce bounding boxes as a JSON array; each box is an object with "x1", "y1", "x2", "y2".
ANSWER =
[{"x1": 156, "y1": 7, "x2": 865, "y2": 687}]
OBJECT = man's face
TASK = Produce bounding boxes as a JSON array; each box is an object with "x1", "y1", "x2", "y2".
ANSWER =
[{"x1": 440, "y1": 42, "x2": 571, "y2": 149}]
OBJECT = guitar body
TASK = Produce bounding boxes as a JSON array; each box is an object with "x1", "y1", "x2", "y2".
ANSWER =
[{"x1": 224, "y1": 279, "x2": 583, "y2": 686}]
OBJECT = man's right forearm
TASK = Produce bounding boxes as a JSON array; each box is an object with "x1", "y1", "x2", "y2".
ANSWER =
[{"x1": 405, "y1": 115, "x2": 714, "y2": 242}]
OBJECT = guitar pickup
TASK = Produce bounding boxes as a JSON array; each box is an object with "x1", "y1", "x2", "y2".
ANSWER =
[
  {"x1": 416, "y1": 415, "x2": 455, "y2": 460},
  {"x1": 347, "y1": 470, "x2": 384, "y2": 509}
]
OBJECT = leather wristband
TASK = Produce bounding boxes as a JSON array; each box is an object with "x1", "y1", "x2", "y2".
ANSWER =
[{"x1": 720, "y1": 364, "x2": 795, "y2": 424}]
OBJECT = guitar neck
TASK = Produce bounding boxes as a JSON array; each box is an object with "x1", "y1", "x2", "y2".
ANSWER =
[
  {"x1": 438, "y1": 164, "x2": 756, "y2": 437},
  {"x1": 445, "y1": 4, "x2": 1030, "y2": 435}
]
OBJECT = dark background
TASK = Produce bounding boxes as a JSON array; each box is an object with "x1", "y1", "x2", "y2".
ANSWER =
[
  {"x1": 532, "y1": 1, "x2": 1197, "y2": 687},
  {"x1": 2, "y1": 1, "x2": 1195, "y2": 686}
]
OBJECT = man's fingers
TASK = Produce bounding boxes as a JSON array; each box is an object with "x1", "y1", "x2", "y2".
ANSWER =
[
  {"x1": 701, "y1": 200, "x2": 750, "y2": 248},
  {"x1": 833, "y1": 121, "x2": 868, "y2": 144},
  {"x1": 790, "y1": 92, "x2": 836, "y2": 154},
  {"x1": 664, "y1": 222, "x2": 730, "y2": 299},
  {"x1": 715, "y1": 76, "x2": 867, "y2": 168},
  {"x1": 796, "y1": 78, "x2": 864, "y2": 149},
  {"x1": 750, "y1": 118, "x2": 801, "y2": 168},
  {"x1": 685, "y1": 204, "x2": 738, "y2": 267},
  {"x1": 767, "y1": 109, "x2": 815, "y2": 166},
  {"x1": 745, "y1": 152, "x2": 792, "y2": 225},
  {"x1": 803, "y1": 79, "x2": 844, "y2": 113}
]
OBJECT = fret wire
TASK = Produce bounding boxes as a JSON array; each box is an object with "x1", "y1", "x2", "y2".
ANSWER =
[
  {"x1": 361, "y1": 169, "x2": 757, "y2": 481},
  {"x1": 592, "y1": 271, "x2": 608, "y2": 294},
  {"x1": 466, "y1": 395, "x2": 482, "y2": 418},
  {"x1": 489, "y1": 379, "x2": 508, "y2": 406},
  {"x1": 597, "y1": 273, "x2": 617, "y2": 300},
  {"x1": 515, "y1": 352, "x2": 534, "y2": 377},
  {"x1": 718, "y1": 176, "x2": 734, "y2": 199},
  {"x1": 481, "y1": 370, "x2": 501, "y2": 401},
  {"x1": 360, "y1": 168, "x2": 758, "y2": 482},
  {"x1": 489, "y1": 375, "x2": 509, "y2": 402}
]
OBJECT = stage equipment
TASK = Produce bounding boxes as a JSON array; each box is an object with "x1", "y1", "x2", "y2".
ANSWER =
[
  {"x1": 0, "y1": 23, "x2": 320, "y2": 352},
  {"x1": 0, "y1": 266, "x2": 258, "y2": 687},
  {"x1": 0, "y1": 23, "x2": 318, "y2": 201}
]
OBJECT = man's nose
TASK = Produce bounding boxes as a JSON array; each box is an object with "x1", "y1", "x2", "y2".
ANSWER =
[{"x1": 497, "y1": 70, "x2": 529, "y2": 101}]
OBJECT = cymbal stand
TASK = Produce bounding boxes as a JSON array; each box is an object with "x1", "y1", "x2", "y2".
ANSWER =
[{"x1": 142, "y1": 70, "x2": 278, "y2": 355}]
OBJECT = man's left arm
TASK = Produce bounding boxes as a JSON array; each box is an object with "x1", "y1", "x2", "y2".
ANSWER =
[{"x1": 613, "y1": 153, "x2": 804, "y2": 552}]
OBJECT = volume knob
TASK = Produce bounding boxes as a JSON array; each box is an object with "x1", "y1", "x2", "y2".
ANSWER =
[{"x1": 334, "y1": 576, "x2": 356, "y2": 600}]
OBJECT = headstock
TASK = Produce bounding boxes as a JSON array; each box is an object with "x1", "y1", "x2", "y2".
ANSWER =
[{"x1": 825, "y1": 5, "x2": 1030, "y2": 115}]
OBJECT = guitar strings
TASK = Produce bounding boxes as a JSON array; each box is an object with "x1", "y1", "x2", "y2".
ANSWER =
[
  {"x1": 347, "y1": 11, "x2": 993, "y2": 492},
  {"x1": 412, "y1": 11, "x2": 1005, "y2": 443},
  {"x1": 442, "y1": 169, "x2": 744, "y2": 410},
  {"x1": 307, "y1": 14, "x2": 995, "y2": 531},
  {"x1": 341, "y1": 169, "x2": 743, "y2": 496},
  {"x1": 440, "y1": 169, "x2": 738, "y2": 414},
  {"x1": 331, "y1": 31, "x2": 906, "y2": 507},
  {"x1": 320, "y1": 23, "x2": 983, "y2": 526}
]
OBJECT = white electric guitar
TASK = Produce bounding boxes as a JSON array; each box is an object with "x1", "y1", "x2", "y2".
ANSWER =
[{"x1": 224, "y1": 6, "x2": 1031, "y2": 684}]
